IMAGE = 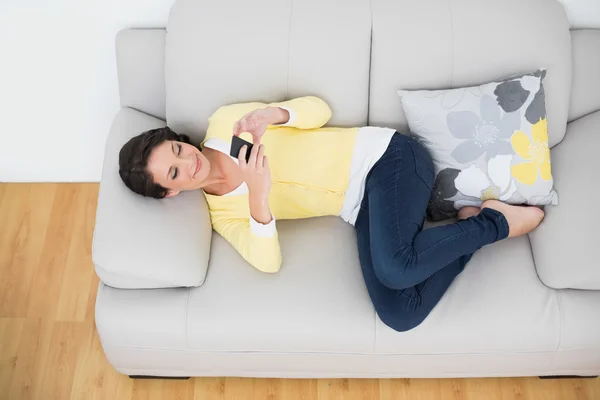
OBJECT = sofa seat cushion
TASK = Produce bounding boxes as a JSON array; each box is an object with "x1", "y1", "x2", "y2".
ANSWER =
[
  {"x1": 97, "y1": 217, "x2": 560, "y2": 357},
  {"x1": 187, "y1": 217, "x2": 375, "y2": 353},
  {"x1": 375, "y1": 232, "x2": 559, "y2": 354},
  {"x1": 92, "y1": 108, "x2": 212, "y2": 289},
  {"x1": 529, "y1": 110, "x2": 600, "y2": 289}
]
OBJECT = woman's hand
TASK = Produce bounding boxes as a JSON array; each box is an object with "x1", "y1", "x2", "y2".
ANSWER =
[
  {"x1": 233, "y1": 107, "x2": 289, "y2": 145},
  {"x1": 239, "y1": 144, "x2": 272, "y2": 224}
]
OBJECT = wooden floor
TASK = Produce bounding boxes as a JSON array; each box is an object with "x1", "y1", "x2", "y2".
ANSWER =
[{"x1": 0, "y1": 183, "x2": 598, "y2": 400}]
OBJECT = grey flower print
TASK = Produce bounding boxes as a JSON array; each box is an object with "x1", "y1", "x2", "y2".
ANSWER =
[
  {"x1": 532, "y1": 69, "x2": 547, "y2": 79},
  {"x1": 525, "y1": 83, "x2": 546, "y2": 124},
  {"x1": 494, "y1": 80, "x2": 530, "y2": 112},
  {"x1": 447, "y1": 95, "x2": 519, "y2": 164},
  {"x1": 427, "y1": 168, "x2": 461, "y2": 221}
]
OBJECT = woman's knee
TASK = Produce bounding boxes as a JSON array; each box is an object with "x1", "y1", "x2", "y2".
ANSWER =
[
  {"x1": 377, "y1": 308, "x2": 428, "y2": 332},
  {"x1": 372, "y1": 248, "x2": 421, "y2": 290}
]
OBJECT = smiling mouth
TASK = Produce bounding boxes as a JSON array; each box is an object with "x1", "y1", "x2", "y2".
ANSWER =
[{"x1": 194, "y1": 155, "x2": 201, "y2": 176}]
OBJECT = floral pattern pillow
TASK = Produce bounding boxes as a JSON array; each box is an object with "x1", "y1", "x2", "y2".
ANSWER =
[{"x1": 398, "y1": 70, "x2": 558, "y2": 221}]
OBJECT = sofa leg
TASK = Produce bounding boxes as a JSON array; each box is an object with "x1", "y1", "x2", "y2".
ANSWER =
[
  {"x1": 129, "y1": 375, "x2": 191, "y2": 380},
  {"x1": 539, "y1": 375, "x2": 598, "y2": 379}
]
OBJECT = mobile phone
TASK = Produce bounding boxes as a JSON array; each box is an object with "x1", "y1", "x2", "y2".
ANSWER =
[{"x1": 230, "y1": 135, "x2": 254, "y2": 163}]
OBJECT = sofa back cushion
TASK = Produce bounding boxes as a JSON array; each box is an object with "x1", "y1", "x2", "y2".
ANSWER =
[
  {"x1": 165, "y1": 0, "x2": 372, "y2": 143},
  {"x1": 116, "y1": 29, "x2": 167, "y2": 120},
  {"x1": 369, "y1": 0, "x2": 571, "y2": 148},
  {"x1": 568, "y1": 30, "x2": 600, "y2": 122}
]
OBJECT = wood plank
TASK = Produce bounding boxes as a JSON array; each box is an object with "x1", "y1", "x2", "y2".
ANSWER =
[
  {"x1": 194, "y1": 378, "x2": 227, "y2": 400},
  {"x1": 69, "y1": 327, "x2": 134, "y2": 400},
  {"x1": 26, "y1": 185, "x2": 79, "y2": 320},
  {"x1": 56, "y1": 184, "x2": 98, "y2": 322},
  {"x1": 28, "y1": 318, "x2": 54, "y2": 400},
  {"x1": 318, "y1": 378, "x2": 380, "y2": 400},
  {"x1": 437, "y1": 378, "x2": 466, "y2": 399},
  {"x1": 39, "y1": 321, "x2": 94, "y2": 400},
  {"x1": 131, "y1": 378, "x2": 194, "y2": 400},
  {"x1": 162, "y1": 379, "x2": 195, "y2": 400},
  {"x1": 221, "y1": 378, "x2": 252, "y2": 400},
  {"x1": 281, "y1": 379, "x2": 318, "y2": 400},
  {"x1": 85, "y1": 273, "x2": 101, "y2": 323},
  {"x1": 0, "y1": 183, "x2": 7, "y2": 207},
  {"x1": 8, "y1": 318, "x2": 42, "y2": 400},
  {"x1": 0, "y1": 318, "x2": 26, "y2": 395},
  {"x1": 461, "y1": 378, "x2": 503, "y2": 400},
  {"x1": 379, "y1": 378, "x2": 412, "y2": 399},
  {"x1": 0, "y1": 184, "x2": 56, "y2": 317},
  {"x1": 251, "y1": 378, "x2": 283, "y2": 400}
]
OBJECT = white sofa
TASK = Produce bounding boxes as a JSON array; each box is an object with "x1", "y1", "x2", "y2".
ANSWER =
[{"x1": 92, "y1": 0, "x2": 600, "y2": 378}]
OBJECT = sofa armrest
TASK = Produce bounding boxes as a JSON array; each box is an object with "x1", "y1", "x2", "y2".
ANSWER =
[
  {"x1": 529, "y1": 111, "x2": 600, "y2": 290},
  {"x1": 92, "y1": 108, "x2": 212, "y2": 289}
]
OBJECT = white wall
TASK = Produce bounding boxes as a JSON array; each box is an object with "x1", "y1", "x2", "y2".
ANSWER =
[
  {"x1": 0, "y1": 0, "x2": 175, "y2": 182},
  {"x1": 561, "y1": 0, "x2": 600, "y2": 29},
  {"x1": 0, "y1": 0, "x2": 598, "y2": 182}
]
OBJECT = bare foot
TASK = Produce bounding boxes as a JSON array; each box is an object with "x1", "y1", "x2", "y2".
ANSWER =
[
  {"x1": 458, "y1": 206, "x2": 480, "y2": 220},
  {"x1": 481, "y1": 200, "x2": 545, "y2": 238}
]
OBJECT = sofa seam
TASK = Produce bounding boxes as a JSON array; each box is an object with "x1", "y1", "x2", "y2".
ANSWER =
[
  {"x1": 93, "y1": 260, "x2": 186, "y2": 289},
  {"x1": 567, "y1": 108, "x2": 600, "y2": 125},
  {"x1": 285, "y1": 0, "x2": 294, "y2": 100},
  {"x1": 123, "y1": 106, "x2": 167, "y2": 123},
  {"x1": 526, "y1": 233, "x2": 563, "y2": 352},
  {"x1": 95, "y1": 283, "x2": 104, "y2": 336},
  {"x1": 555, "y1": 289, "x2": 563, "y2": 352},
  {"x1": 101, "y1": 344, "x2": 595, "y2": 355},
  {"x1": 373, "y1": 308, "x2": 377, "y2": 353},
  {"x1": 116, "y1": 368, "x2": 600, "y2": 378},
  {"x1": 447, "y1": 0, "x2": 454, "y2": 87},
  {"x1": 367, "y1": 0, "x2": 373, "y2": 124},
  {"x1": 184, "y1": 287, "x2": 191, "y2": 349}
]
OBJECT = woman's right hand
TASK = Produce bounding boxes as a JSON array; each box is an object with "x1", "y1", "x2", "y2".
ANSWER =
[{"x1": 238, "y1": 143, "x2": 272, "y2": 203}]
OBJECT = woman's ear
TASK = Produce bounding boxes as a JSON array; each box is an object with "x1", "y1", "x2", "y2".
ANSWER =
[{"x1": 165, "y1": 190, "x2": 180, "y2": 198}]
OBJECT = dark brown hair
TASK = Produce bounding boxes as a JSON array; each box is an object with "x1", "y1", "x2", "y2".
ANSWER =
[{"x1": 118, "y1": 127, "x2": 192, "y2": 199}]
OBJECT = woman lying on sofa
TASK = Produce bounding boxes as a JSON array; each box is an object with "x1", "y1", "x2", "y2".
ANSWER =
[{"x1": 118, "y1": 96, "x2": 544, "y2": 332}]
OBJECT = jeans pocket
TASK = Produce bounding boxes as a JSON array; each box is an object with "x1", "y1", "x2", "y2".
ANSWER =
[{"x1": 408, "y1": 140, "x2": 435, "y2": 191}]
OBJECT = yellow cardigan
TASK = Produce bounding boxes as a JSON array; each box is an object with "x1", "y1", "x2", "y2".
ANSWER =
[{"x1": 202, "y1": 97, "x2": 359, "y2": 273}]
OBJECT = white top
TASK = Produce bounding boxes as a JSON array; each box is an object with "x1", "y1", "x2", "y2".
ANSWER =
[
  {"x1": 203, "y1": 109, "x2": 395, "y2": 236},
  {"x1": 340, "y1": 126, "x2": 396, "y2": 225}
]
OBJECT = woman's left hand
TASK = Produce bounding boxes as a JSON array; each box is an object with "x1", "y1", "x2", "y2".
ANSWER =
[{"x1": 233, "y1": 107, "x2": 289, "y2": 145}]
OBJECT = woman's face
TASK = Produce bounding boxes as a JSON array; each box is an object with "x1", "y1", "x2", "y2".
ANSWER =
[{"x1": 147, "y1": 140, "x2": 211, "y2": 197}]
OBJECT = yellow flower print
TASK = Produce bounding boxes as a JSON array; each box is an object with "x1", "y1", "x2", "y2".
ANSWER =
[{"x1": 510, "y1": 119, "x2": 551, "y2": 185}]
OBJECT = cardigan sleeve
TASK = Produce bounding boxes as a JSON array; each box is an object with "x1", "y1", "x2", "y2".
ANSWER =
[
  {"x1": 269, "y1": 96, "x2": 332, "y2": 129},
  {"x1": 212, "y1": 217, "x2": 283, "y2": 273},
  {"x1": 204, "y1": 96, "x2": 332, "y2": 143}
]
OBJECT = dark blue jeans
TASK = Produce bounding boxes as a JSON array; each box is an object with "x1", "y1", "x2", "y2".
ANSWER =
[{"x1": 355, "y1": 133, "x2": 509, "y2": 332}]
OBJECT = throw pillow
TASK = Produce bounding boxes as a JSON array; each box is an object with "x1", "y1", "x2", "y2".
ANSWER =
[{"x1": 398, "y1": 69, "x2": 558, "y2": 221}]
